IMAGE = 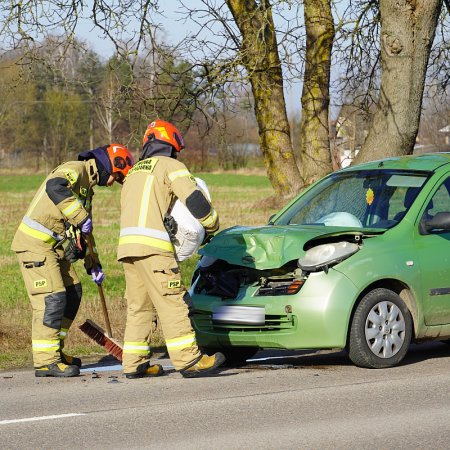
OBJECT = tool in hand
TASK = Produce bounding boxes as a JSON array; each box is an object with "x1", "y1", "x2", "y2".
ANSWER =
[{"x1": 78, "y1": 232, "x2": 123, "y2": 362}]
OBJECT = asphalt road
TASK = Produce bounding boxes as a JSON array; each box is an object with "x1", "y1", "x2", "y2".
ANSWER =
[{"x1": 1, "y1": 342, "x2": 450, "y2": 450}]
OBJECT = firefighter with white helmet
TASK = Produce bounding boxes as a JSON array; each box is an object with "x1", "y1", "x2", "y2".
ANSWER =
[
  {"x1": 118, "y1": 119, "x2": 225, "y2": 378},
  {"x1": 11, "y1": 144, "x2": 134, "y2": 377}
]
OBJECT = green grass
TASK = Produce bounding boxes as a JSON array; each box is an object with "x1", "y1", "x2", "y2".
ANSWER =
[
  {"x1": 0, "y1": 172, "x2": 270, "y2": 192},
  {"x1": 0, "y1": 350, "x2": 31, "y2": 369},
  {"x1": 0, "y1": 175, "x2": 45, "y2": 192},
  {"x1": 195, "y1": 172, "x2": 272, "y2": 189},
  {"x1": 0, "y1": 170, "x2": 277, "y2": 370}
]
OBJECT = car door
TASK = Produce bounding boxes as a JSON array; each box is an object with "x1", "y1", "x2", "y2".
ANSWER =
[{"x1": 415, "y1": 176, "x2": 450, "y2": 326}]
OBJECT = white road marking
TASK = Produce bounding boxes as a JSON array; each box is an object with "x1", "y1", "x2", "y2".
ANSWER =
[{"x1": 0, "y1": 413, "x2": 85, "y2": 425}]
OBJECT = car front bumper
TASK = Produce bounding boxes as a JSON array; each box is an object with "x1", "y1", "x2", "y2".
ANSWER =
[{"x1": 190, "y1": 267, "x2": 359, "y2": 350}]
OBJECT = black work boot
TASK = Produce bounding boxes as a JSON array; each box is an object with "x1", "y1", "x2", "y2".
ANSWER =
[
  {"x1": 35, "y1": 362, "x2": 80, "y2": 378},
  {"x1": 180, "y1": 352, "x2": 226, "y2": 378},
  {"x1": 60, "y1": 351, "x2": 82, "y2": 368},
  {"x1": 125, "y1": 362, "x2": 164, "y2": 379}
]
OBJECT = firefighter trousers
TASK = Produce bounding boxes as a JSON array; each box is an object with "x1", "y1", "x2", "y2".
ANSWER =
[
  {"x1": 16, "y1": 246, "x2": 82, "y2": 367},
  {"x1": 122, "y1": 253, "x2": 201, "y2": 372}
]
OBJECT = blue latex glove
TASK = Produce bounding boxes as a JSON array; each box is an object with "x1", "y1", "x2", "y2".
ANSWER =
[
  {"x1": 80, "y1": 218, "x2": 92, "y2": 234},
  {"x1": 91, "y1": 267, "x2": 105, "y2": 285}
]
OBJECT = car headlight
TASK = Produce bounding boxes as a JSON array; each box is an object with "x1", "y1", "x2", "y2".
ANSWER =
[
  {"x1": 298, "y1": 241, "x2": 359, "y2": 272},
  {"x1": 191, "y1": 256, "x2": 218, "y2": 287},
  {"x1": 199, "y1": 255, "x2": 217, "y2": 268}
]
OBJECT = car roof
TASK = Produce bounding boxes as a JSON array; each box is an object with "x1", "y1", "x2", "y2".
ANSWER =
[{"x1": 339, "y1": 153, "x2": 450, "y2": 173}]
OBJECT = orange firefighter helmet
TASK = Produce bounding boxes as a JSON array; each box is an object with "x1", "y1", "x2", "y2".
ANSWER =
[
  {"x1": 105, "y1": 143, "x2": 134, "y2": 181},
  {"x1": 142, "y1": 119, "x2": 185, "y2": 152}
]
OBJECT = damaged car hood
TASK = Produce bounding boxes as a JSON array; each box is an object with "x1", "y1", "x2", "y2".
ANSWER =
[{"x1": 199, "y1": 225, "x2": 366, "y2": 270}]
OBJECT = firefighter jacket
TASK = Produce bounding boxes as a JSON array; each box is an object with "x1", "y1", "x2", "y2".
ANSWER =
[
  {"x1": 11, "y1": 159, "x2": 100, "y2": 269},
  {"x1": 117, "y1": 156, "x2": 219, "y2": 261}
]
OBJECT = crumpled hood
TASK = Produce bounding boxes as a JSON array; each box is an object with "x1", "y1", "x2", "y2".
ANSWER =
[{"x1": 199, "y1": 225, "x2": 365, "y2": 270}]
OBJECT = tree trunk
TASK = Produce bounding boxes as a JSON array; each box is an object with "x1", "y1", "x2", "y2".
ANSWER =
[
  {"x1": 226, "y1": 0, "x2": 303, "y2": 199},
  {"x1": 354, "y1": 0, "x2": 443, "y2": 164},
  {"x1": 299, "y1": 0, "x2": 335, "y2": 186}
]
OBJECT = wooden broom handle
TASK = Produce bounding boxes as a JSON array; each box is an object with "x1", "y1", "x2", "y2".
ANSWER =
[{"x1": 85, "y1": 233, "x2": 113, "y2": 338}]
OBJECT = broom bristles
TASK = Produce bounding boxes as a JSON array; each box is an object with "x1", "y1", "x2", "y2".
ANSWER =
[{"x1": 79, "y1": 319, "x2": 123, "y2": 362}]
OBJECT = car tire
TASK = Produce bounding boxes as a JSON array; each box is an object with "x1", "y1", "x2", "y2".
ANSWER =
[
  {"x1": 348, "y1": 288, "x2": 412, "y2": 369},
  {"x1": 202, "y1": 347, "x2": 258, "y2": 367}
]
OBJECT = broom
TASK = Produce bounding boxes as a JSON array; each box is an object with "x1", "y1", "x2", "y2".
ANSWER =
[{"x1": 79, "y1": 233, "x2": 123, "y2": 362}]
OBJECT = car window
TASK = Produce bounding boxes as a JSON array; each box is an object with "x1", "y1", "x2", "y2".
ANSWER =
[
  {"x1": 422, "y1": 177, "x2": 450, "y2": 220},
  {"x1": 386, "y1": 188, "x2": 408, "y2": 220},
  {"x1": 275, "y1": 170, "x2": 430, "y2": 229},
  {"x1": 287, "y1": 176, "x2": 367, "y2": 226}
]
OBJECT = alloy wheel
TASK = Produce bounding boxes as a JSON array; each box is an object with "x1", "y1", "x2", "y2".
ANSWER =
[{"x1": 364, "y1": 300, "x2": 406, "y2": 358}]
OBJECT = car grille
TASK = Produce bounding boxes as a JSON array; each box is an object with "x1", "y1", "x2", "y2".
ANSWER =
[{"x1": 193, "y1": 310, "x2": 296, "y2": 332}]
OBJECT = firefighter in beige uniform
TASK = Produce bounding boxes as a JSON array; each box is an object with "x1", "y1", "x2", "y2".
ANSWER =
[
  {"x1": 11, "y1": 144, "x2": 134, "y2": 377},
  {"x1": 118, "y1": 120, "x2": 225, "y2": 378}
]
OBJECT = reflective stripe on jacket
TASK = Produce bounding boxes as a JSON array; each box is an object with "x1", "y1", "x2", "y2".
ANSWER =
[
  {"x1": 119, "y1": 226, "x2": 174, "y2": 253},
  {"x1": 117, "y1": 156, "x2": 219, "y2": 260},
  {"x1": 11, "y1": 160, "x2": 97, "y2": 253},
  {"x1": 18, "y1": 216, "x2": 65, "y2": 245}
]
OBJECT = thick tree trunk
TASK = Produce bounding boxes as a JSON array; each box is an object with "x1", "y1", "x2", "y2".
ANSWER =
[
  {"x1": 354, "y1": 0, "x2": 442, "y2": 164},
  {"x1": 227, "y1": 0, "x2": 303, "y2": 199},
  {"x1": 299, "y1": 0, "x2": 335, "y2": 186}
]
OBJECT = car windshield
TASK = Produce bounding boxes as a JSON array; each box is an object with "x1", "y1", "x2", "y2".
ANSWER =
[{"x1": 274, "y1": 169, "x2": 431, "y2": 229}]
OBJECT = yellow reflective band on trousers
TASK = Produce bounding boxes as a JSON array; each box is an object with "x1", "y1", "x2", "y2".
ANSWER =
[
  {"x1": 200, "y1": 209, "x2": 218, "y2": 228},
  {"x1": 32, "y1": 339, "x2": 60, "y2": 352},
  {"x1": 123, "y1": 342, "x2": 151, "y2": 355},
  {"x1": 18, "y1": 222, "x2": 57, "y2": 245},
  {"x1": 166, "y1": 333, "x2": 196, "y2": 350},
  {"x1": 60, "y1": 328, "x2": 69, "y2": 340},
  {"x1": 62, "y1": 198, "x2": 82, "y2": 218},
  {"x1": 168, "y1": 169, "x2": 190, "y2": 182},
  {"x1": 119, "y1": 235, "x2": 174, "y2": 252}
]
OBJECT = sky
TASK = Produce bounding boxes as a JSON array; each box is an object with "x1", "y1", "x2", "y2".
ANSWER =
[
  {"x1": 76, "y1": 1, "x2": 306, "y2": 116},
  {"x1": 76, "y1": 1, "x2": 208, "y2": 59}
]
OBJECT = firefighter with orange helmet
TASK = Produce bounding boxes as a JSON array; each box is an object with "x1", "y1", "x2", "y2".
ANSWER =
[
  {"x1": 11, "y1": 144, "x2": 134, "y2": 377},
  {"x1": 118, "y1": 120, "x2": 225, "y2": 378}
]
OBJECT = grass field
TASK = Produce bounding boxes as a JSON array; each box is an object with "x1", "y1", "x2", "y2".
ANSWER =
[{"x1": 0, "y1": 171, "x2": 277, "y2": 369}]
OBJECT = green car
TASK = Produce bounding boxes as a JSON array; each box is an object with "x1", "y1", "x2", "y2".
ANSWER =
[{"x1": 189, "y1": 154, "x2": 450, "y2": 368}]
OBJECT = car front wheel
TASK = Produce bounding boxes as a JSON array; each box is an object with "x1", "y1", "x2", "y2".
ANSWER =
[{"x1": 348, "y1": 288, "x2": 412, "y2": 368}]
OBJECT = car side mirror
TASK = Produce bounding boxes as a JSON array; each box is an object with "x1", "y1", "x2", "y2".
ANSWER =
[
  {"x1": 422, "y1": 212, "x2": 450, "y2": 233},
  {"x1": 268, "y1": 214, "x2": 276, "y2": 225}
]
